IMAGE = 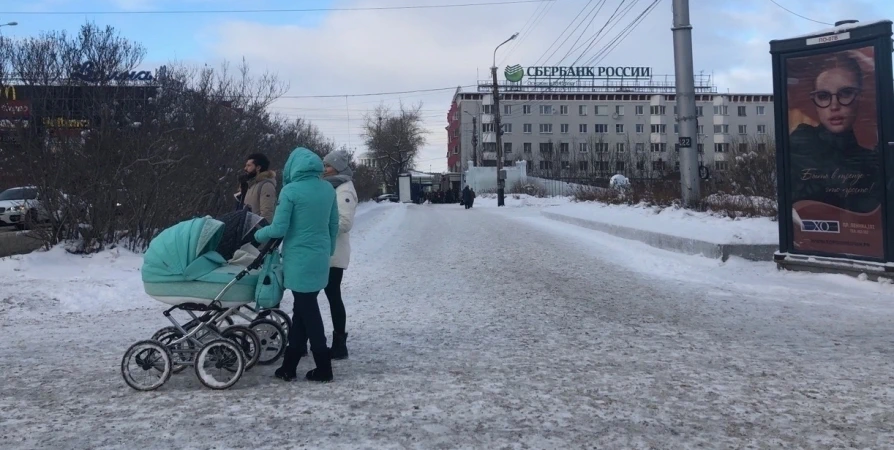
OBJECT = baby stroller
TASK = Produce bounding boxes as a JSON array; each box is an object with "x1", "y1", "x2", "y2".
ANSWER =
[{"x1": 121, "y1": 210, "x2": 289, "y2": 391}]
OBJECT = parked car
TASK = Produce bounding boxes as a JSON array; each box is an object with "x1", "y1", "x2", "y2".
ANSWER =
[
  {"x1": 376, "y1": 194, "x2": 399, "y2": 203},
  {"x1": 0, "y1": 186, "x2": 72, "y2": 230}
]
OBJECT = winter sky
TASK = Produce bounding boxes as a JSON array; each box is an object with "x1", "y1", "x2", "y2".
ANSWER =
[{"x1": 4, "y1": 0, "x2": 892, "y2": 172}]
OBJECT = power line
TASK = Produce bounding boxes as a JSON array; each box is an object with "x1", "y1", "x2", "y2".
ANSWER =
[
  {"x1": 2, "y1": 0, "x2": 556, "y2": 15},
  {"x1": 500, "y1": 0, "x2": 557, "y2": 66},
  {"x1": 767, "y1": 0, "x2": 833, "y2": 26},
  {"x1": 583, "y1": 0, "x2": 660, "y2": 66},
  {"x1": 568, "y1": 0, "x2": 638, "y2": 67},
  {"x1": 533, "y1": 0, "x2": 595, "y2": 66},
  {"x1": 278, "y1": 85, "x2": 474, "y2": 99},
  {"x1": 555, "y1": 0, "x2": 609, "y2": 65}
]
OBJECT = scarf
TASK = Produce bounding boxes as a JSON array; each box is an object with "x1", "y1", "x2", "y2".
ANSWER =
[{"x1": 325, "y1": 173, "x2": 353, "y2": 188}]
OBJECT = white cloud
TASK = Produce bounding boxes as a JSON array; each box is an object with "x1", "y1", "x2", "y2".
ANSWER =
[{"x1": 203, "y1": 0, "x2": 890, "y2": 172}]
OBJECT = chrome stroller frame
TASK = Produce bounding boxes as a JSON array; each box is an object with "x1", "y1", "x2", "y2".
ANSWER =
[{"x1": 121, "y1": 238, "x2": 286, "y2": 391}]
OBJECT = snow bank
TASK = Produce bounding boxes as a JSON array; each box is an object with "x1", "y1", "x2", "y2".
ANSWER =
[
  {"x1": 546, "y1": 201, "x2": 778, "y2": 245},
  {"x1": 473, "y1": 194, "x2": 572, "y2": 208},
  {"x1": 0, "y1": 246, "x2": 152, "y2": 317}
]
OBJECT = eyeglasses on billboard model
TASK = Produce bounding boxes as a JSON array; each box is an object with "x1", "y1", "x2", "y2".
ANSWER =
[{"x1": 809, "y1": 87, "x2": 861, "y2": 108}]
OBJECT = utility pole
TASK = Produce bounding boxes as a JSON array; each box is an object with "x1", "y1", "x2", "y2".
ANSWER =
[
  {"x1": 491, "y1": 32, "x2": 518, "y2": 207},
  {"x1": 671, "y1": 0, "x2": 700, "y2": 206},
  {"x1": 471, "y1": 116, "x2": 478, "y2": 167}
]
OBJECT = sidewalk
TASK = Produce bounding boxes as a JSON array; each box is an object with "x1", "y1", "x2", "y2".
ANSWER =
[{"x1": 541, "y1": 202, "x2": 779, "y2": 262}]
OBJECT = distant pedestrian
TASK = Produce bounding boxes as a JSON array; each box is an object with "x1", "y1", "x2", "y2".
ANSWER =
[
  {"x1": 462, "y1": 186, "x2": 471, "y2": 209},
  {"x1": 469, "y1": 188, "x2": 476, "y2": 208},
  {"x1": 238, "y1": 153, "x2": 277, "y2": 224}
]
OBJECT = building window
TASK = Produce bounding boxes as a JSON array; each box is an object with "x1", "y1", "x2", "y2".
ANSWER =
[
  {"x1": 673, "y1": 105, "x2": 678, "y2": 115},
  {"x1": 714, "y1": 124, "x2": 729, "y2": 134},
  {"x1": 539, "y1": 105, "x2": 553, "y2": 115},
  {"x1": 675, "y1": 161, "x2": 681, "y2": 172},
  {"x1": 453, "y1": 129, "x2": 459, "y2": 137},
  {"x1": 616, "y1": 161, "x2": 625, "y2": 172},
  {"x1": 650, "y1": 105, "x2": 666, "y2": 115},
  {"x1": 579, "y1": 124, "x2": 588, "y2": 134},
  {"x1": 738, "y1": 143, "x2": 748, "y2": 153},
  {"x1": 523, "y1": 105, "x2": 532, "y2": 115},
  {"x1": 596, "y1": 161, "x2": 610, "y2": 172},
  {"x1": 636, "y1": 124, "x2": 644, "y2": 133},
  {"x1": 539, "y1": 123, "x2": 553, "y2": 134},
  {"x1": 526, "y1": 160, "x2": 534, "y2": 172},
  {"x1": 714, "y1": 105, "x2": 728, "y2": 116},
  {"x1": 698, "y1": 125, "x2": 704, "y2": 135},
  {"x1": 594, "y1": 143, "x2": 609, "y2": 152},
  {"x1": 523, "y1": 142, "x2": 532, "y2": 153},
  {"x1": 635, "y1": 105, "x2": 645, "y2": 115},
  {"x1": 578, "y1": 160, "x2": 589, "y2": 172},
  {"x1": 636, "y1": 161, "x2": 645, "y2": 170},
  {"x1": 650, "y1": 124, "x2": 666, "y2": 134},
  {"x1": 560, "y1": 142, "x2": 570, "y2": 153},
  {"x1": 560, "y1": 124, "x2": 569, "y2": 134},
  {"x1": 579, "y1": 105, "x2": 588, "y2": 116},
  {"x1": 696, "y1": 106, "x2": 704, "y2": 116},
  {"x1": 650, "y1": 143, "x2": 666, "y2": 152},
  {"x1": 757, "y1": 124, "x2": 767, "y2": 135},
  {"x1": 714, "y1": 143, "x2": 728, "y2": 153},
  {"x1": 560, "y1": 105, "x2": 569, "y2": 115},
  {"x1": 523, "y1": 123, "x2": 532, "y2": 133},
  {"x1": 615, "y1": 105, "x2": 625, "y2": 116},
  {"x1": 594, "y1": 124, "x2": 608, "y2": 133},
  {"x1": 635, "y1": 142, "x2": 645, "y2": 152},
  {"x1": 652, "y1": 160, "x2": 665, "y2": 171},
  {"x1": 539, "y1": 160, "x2": 553, "y2": 170},
  {"x1": 756, "y1": 105, "x2": 766, "y2": 115},
  {"x1": 561, "y1": 160, "x2": 571, "y2": 170},
  {"x1": 504, "y1": 142, "x2": 512, "y2": 154},
  {"x1": 616, "y1": 124, "x2": 625, "y2": 133},
  {"x1": 714, "y1": 161, "x2": 729, "y2": 170},
  {"x1": 738, "y1": 124, "x2": 747, "y2": 134},
  {"x1": 737, "y1": 106, "x2": 747, "y2": 117},
  {"x1": 483, "y1": 105, "x2": 493, "y2": 114},
  {"x1": 502, "y1": 123, "x2": 512, "y2": 133},
  {"x1": 673, "y1": 124, "x2": 679, "y2": 134},
  {"x1": 482, "y1": 123, "x2": 494, "y2": 132},
  {"x1": 697, "y1": 143, "x2": 704, "y2": 153},
  {"x1": 539, "y1": 142, "x2": 553, "y2": 153},
  {"x1": 453, "y1": 146, "x2": 459, "y2": 154},
  {"x1": 503, "y1": 104, "x2": 511, "y2": 115},
  {"x1": 617, "y1": 142, "x2": 626, "y2": 152},
  {"x1": 595, "y1": 105, "x2": 608, "y2": 116},
  {"x1": 579, "y1": 142, "x2": 589, "y2": 152}
]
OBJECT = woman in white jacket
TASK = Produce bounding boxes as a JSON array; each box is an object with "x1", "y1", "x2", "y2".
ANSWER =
[{"x1": 317, "y1": 149, "x2": 358, "y2": 360}]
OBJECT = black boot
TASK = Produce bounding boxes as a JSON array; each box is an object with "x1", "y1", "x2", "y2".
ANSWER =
[
  {"x1": 274, "y1": 346, "x2": 302, "y2": 382},
  {"x1": 306, "y1": 349, "x2": 333, "y2": 382},
  {"x1": 330, "y1": 332, "x2": 349, "y2": 360}
]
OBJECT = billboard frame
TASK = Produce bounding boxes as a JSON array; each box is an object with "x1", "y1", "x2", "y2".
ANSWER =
[{"x1": 770, "y1": 20, "x2": 894, "y2": 268}]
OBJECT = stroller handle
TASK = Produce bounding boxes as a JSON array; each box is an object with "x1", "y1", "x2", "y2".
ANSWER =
[{"x1": 246, "y1": 237, "x2": 283, "y2": 272}]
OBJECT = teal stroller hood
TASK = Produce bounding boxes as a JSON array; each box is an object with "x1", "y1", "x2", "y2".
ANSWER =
[{"x1": 141, "y1": 216, "x2": 228, "y2": 284}]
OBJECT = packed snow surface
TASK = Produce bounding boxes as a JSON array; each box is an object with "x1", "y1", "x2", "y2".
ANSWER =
[{"x1": 2, "y1": 200, "x2": 893, "y2": 448}]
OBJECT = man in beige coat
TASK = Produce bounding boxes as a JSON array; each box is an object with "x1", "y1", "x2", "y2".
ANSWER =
[{"x1": 238, "y1": 153, "x2": 277, "y2": 224}]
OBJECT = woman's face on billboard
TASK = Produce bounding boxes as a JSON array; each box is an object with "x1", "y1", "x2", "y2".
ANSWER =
[{"x1": 812, "y1": 67, "x2": 861, "y2": 134}]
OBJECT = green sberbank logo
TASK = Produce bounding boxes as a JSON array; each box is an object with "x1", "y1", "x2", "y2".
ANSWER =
[{"x1": 504, "y1": 64, "x2": 524, "y2": 82}]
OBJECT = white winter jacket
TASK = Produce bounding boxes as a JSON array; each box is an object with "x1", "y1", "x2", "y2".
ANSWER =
[{"x1": 330, "y1": 181, "x2": 358, "y2": 269}]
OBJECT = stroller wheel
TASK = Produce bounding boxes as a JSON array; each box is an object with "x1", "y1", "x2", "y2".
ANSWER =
[
  {"x1": 154, "y1": 327, "x2": 193, "y2": 374},
  {"x1": 221, "y1": 325, "x2": 261, "y2": 371},
  {"x1": 195, "y1": 339, "x2": 245, "y2": 390},
  {"x1": 121, "y1": 339, "x2": 173, "y2": 391},
  {"x1": 249, "y1": 319, "x2": 286, "y2": 365},
  {"x1": 258, "y1": 309, "x2": 291, "y2": 338}
]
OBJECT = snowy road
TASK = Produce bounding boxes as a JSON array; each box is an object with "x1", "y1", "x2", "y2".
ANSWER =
[{"x1": 2, "y1": 202, "x2": 894, "y2": 449}]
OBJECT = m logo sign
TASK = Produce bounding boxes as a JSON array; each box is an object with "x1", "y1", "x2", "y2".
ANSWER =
[{"x1": 1, "y1": 85, "x2": 16, "y2": 100}]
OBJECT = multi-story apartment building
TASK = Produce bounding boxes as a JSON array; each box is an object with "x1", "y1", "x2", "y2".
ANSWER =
[{"x1": 446, "y1": 65, "x2": 775, "y2": 179}]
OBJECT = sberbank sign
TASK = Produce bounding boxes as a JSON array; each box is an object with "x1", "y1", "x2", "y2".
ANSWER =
[{"x1": 504, "y1": 65, "x2": 652, "y2": 81}]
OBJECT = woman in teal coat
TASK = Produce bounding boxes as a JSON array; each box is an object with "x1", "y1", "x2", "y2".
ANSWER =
[{"x1": 254, "y1": 147, "x2": 339, "y2": 382}]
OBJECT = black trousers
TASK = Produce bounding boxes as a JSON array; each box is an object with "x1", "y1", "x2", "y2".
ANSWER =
[
  {"x1": 290, "y1": 290, "x2": 327, "y2": 354},
  {"x1": 325, "y1": 268, "x2": 346, "y2": 335}
]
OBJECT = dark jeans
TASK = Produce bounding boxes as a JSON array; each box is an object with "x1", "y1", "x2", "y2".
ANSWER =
[
  {"x1": 325, "y1": 268, "x2": 346, "y2": 335},
  {"x1": 289, "y1": 290, "x2": 327, "y2": 354}
]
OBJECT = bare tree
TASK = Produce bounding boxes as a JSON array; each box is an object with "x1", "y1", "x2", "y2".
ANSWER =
[{"x1": 362, "y1": 103, "x2": 427, "y2": 192}]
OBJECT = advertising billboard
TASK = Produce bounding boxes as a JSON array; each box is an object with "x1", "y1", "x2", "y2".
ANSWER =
[{"x1": 771, "y1": 20, "x2": 894, "y2": 262}]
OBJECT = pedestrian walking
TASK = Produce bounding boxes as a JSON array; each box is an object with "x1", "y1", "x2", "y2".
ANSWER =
[
  {"x1": 462, "y1": 186, "x2": 471, "y2": 209},
  {"x1": 254, "y1": 147, "x2": 339, "y2": 383}
]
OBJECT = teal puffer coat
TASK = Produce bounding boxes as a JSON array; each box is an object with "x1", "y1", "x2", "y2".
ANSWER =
[{"x1": 254, "y1": 147, "x2": 338, "y2": 293}]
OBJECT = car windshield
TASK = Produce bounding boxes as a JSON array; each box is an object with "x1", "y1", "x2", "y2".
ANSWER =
[{"x1": 0, "y1": 188, "x2": 37, "y2": 201}]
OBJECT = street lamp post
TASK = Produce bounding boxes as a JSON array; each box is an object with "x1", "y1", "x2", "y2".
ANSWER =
[
  {"x1": 491, "y1": 32, "x2": 518, "y2": 207},
  {"x1": 463, "y1": 111, "x2": 479, "y2": 168}
]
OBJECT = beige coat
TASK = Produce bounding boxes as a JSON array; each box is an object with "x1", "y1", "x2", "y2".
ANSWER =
[{"x1": 243, "y1": 170, "x2": 277, "y2": 223}]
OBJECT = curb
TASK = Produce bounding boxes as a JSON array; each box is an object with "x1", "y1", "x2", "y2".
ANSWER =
[{"x1": 541, "y1": 211, "x2": 778, "y2": 262}]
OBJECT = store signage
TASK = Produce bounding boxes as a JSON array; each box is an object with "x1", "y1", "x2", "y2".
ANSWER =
[
  {"x1": 1, "y1": 86, "x2": 16, "y2": 100},
  {"x1": 71, "y1": 61, "x2": 164, "y2": 83},
  {"x1": 43, "y1": 117, "x2": 90, "y2": 128},
  {"x1": 0, "y1": 101, "x2": 30, "y2": 119},
  {"x1": 505, "y1": 64, "x2": 652, "y2": 81}
]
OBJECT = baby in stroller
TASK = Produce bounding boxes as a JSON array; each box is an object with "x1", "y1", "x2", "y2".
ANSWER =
[{"x1": 121, "y1": 209, "x2": 291, "y2": 391}]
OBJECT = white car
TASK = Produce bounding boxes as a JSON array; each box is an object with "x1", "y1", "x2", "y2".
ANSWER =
[
  {"x1": 0, "y1": 186, "x2": 37, "y2": 227},
  {"x1": 0, "y1": 186, "x2": 67, "y2": 229}
]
